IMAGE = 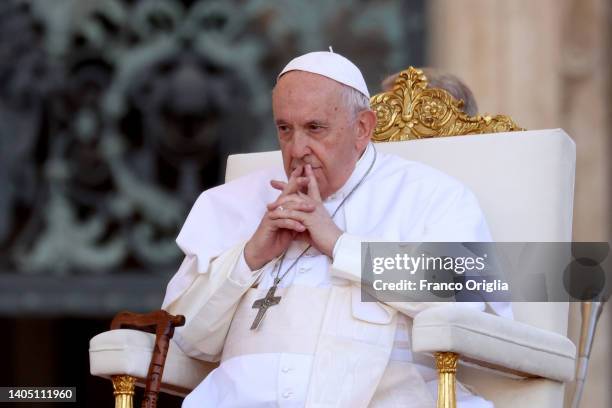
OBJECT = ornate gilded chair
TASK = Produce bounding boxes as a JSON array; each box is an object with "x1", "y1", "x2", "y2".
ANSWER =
[{"x1": 90, "y1": 68, "x2": 579, "y2": 408}]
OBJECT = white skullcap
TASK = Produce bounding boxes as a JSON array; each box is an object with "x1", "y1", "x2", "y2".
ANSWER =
[{"x1": 278, "y1": 51, "x2": 370, "y2": 98}]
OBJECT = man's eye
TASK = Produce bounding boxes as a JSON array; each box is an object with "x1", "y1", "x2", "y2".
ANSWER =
[
  {"x1": 309, "y1": 124, "x2": 324, "y2": 131},
  {"x1": 277, "y1": 125, "x2": 290, "y2": 133}
]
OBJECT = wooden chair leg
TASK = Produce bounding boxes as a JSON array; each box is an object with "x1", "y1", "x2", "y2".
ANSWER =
[
  {"x1": 112, "y1": 375, "x2": 136, "y2": 408},
  {"x1": 435, "y1": 352, "x2": 459, "y2": 408}
]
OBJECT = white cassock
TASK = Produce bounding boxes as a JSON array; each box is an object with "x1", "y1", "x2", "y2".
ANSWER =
[{"x1": 162, "y1": 143, "x2": 513, "y2": 408}]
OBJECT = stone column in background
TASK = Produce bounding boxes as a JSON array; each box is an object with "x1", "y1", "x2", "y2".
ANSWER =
[{"x1": 427, "y1": 0, "x2": 610, "y2": 407}]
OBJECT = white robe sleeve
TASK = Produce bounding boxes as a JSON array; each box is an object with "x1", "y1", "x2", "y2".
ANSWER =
[{"x1": 163, "y1": 241, "x2": 263, "y2": 361}]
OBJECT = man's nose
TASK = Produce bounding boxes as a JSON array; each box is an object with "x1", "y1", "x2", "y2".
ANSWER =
[{"x1": 290, "y1": 131, "x2": 311, "y2": 159}]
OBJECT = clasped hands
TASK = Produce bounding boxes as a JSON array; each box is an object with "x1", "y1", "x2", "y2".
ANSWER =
[{"x1": 244, "y1": 164, "x2": 342, "y2": 270}]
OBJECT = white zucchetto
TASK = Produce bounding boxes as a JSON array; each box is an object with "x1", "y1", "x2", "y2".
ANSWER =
[{"x1": 278, "y1": 51, "x2": 370, "y2": 98}]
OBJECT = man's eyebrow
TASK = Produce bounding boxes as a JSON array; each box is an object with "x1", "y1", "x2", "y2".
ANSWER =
[{"x1": 306, "y1": 120, "x2": 329, "y2": 127}]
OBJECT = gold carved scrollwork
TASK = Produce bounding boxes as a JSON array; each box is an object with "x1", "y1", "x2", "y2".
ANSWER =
[{"x1": 370, "y1": 67, "x2": 523, "y2": 141}]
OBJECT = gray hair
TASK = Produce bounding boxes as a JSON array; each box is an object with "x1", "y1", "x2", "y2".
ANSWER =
[{"x1": 340, "y1": 84, "x2": 371, "y2": 118}]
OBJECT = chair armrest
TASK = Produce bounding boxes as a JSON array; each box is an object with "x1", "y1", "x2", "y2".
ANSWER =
[
  {"x1": 89, "y1": 329, "x2": 217, "y2": 396},
  {"x1": 412, "y1": 305, "x2": 576, "y2": 382}
]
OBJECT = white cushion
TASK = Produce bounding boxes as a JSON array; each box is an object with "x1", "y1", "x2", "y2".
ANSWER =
[
  {"x1": 89, "y1": 329, "x2": 217, "y2": 396},
  {"x1": 412, "y1": 305, "x2": 576, "y2": 382}
]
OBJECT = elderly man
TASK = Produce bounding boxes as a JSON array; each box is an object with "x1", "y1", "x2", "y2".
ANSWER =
[{"x1": 162, "y1": 51, "x2": 509, "y2": 408}]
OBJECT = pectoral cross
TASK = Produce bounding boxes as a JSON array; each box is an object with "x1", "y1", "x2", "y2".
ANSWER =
[{"x1": 250, "y1": 285, "x2": 282, "y2": 330}]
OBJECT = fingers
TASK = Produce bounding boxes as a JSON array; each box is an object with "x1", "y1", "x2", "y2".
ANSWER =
[
  {"x1": 267, "y1": 195, "x2": 315, "y2": 212},
  {"x1": 305, "y1": 164, "x2": 321, "y2": 201},
  {"x1": 293, "y1": 231, "x2": 313, "y2": 245},
  {"x1": 268, "y1": 204, "x2": 308, "y2": 223},
  {"x1": 269, "y1": 217, "x2": 306, "y2": 232},
  {"x1": 270, "y1": 176, "x2": 309, "y2": 192},
  {"x1": 284, "y1": 165, "x2": 305, "y2": 195},
  {"x1": 270, "y1": 180, "x2": 286, "y2": 191}
]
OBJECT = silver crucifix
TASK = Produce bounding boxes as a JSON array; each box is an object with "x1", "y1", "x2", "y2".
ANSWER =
[{"x1": 250, "y1": 285, "x2": 282, "y2": 330}]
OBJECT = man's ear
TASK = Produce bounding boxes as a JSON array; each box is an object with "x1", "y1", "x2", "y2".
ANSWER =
[{"x1": 355, "y1": 109, "x2": 377, "y2": 149}]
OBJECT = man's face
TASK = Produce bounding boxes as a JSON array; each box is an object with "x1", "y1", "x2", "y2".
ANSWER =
[{"x1": 272, "y1": 71, "x2": 370, "y2": 200}]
